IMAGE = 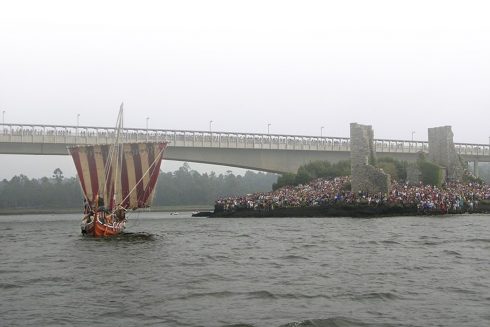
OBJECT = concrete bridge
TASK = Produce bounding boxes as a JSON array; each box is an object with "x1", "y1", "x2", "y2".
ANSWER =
[{"x1": 1, "y1": 123, "x2": 489, "y2": 174}]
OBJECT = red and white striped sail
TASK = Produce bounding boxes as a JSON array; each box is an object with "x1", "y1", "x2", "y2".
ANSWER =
[{"x1": 69, "y1": 142, "x2": 167, "y2": 210}]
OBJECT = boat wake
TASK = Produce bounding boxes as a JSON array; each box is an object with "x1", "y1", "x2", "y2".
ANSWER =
[
  {"x1": 278, "y1": 317, "x2": 392, "y2": 327},
  {"x1": 80, "y1": 232, "x2": 158, "y2": 242},
  {"x1": 119, "y1": 232, "x2": 158, "y2": 241},
  {"x1": 222, "y1": 317, "x2": 395, "y2": 327}
]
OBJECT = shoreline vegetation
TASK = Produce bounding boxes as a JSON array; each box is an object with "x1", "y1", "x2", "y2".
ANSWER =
[
  {"x1": 3, "y1": 161, "x2": 490, "y2": 218},
  {"x1": 0, "y1": 205, "x2": 213, "y2": 216},
  {"x1": 0, "y1": 165, "x2": 275, "y2": 215}
]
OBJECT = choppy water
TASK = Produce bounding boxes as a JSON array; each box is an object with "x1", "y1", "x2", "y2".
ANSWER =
[{"x1": 1, "y1": 212, "x2": 490, "y2": 327}]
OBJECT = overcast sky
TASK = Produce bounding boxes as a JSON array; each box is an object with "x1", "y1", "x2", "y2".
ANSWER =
[{"x1": 1, "y1": 0, "x2": 489, "y2": 179}]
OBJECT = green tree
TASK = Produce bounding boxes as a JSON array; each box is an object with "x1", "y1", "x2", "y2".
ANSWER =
[
  {"x1": 0, "y1": 164, "x2": 279, "y2": 209},
  {"x1": 273, "y1": 173, "x2": 296, "y2": 190},
  {"x1": 273, "y1": 160, "x2": 351, "y2": 190},
  {"x1": 151, "y1": 163, "x2": 278, "y2": 206},
  {"x1": 52, "y1": 168, "x2": 64, "y2": 183},
  {"x1": 416, "y1": 157, "x2": 444, "y2": 186},
  {"x1": 376, "y1": 157, "x2": 408, "y2": 181}
]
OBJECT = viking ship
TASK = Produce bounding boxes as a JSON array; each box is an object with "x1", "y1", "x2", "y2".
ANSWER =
[{"x1": 68, "y1": 105, "x2": 167, "y2": 236}]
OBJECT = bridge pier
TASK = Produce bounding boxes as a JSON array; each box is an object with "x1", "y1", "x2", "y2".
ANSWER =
[{"x1": 473, "y1": 160, "x2": 479, "y2": 178}]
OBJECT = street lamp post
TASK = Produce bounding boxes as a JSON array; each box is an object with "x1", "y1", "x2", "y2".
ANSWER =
[
  {"x1": 146, "y1": 117, "x2": 150, "y2": 141},
  {"x1": 76, "y1": 114, "x2": 80, "y2": 141},
  {"x1": 411, "y1": 131, "x2": 415, "y2": 141},
  {"x1": 267, "y1": 123, "x2": 271, "y2": 135},
  {"x1": 2, "y1": 110, "x2": 5, "y2": 125},
  {"x1": 321, "y1": 126, "x2": 324, "y2": 137},
  {"x1": 209, "y1": 120, "x2": 213, "y2": 132}
]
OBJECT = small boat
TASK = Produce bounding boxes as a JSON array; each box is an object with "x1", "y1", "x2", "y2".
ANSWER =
[
  {"x1": 169, "y1": 212, "x2": 179, "y2": 216},
  {"x1": 69, "y1": 104, "x2": 168, "y2": 236}
]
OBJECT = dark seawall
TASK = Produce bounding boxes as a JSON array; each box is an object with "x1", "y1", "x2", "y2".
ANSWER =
[{"x1": 209, "y1": 202, "x2": 490, "y2": 218}]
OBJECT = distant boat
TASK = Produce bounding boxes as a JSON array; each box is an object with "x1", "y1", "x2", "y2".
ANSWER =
[
  {"x1": 68, "y1": 104, "x2": 167, "y2": 236},
  {"x1": 170, "y1": 212, "x2": 179, "y2": 216}
]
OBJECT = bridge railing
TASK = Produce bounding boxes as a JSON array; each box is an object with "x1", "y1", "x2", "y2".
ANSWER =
[{"x1": 1, "y1": 123, "x2": 489, "y2": 157}]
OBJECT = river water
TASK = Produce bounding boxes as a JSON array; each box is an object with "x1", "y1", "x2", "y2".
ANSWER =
[{"x1": 1, "y1": 212, "x2": 489, "y2": 327}]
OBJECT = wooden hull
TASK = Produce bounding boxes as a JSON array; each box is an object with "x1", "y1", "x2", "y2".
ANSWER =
[{"x1": 81, "y1": 215, "x2": 125, "y2": 237}]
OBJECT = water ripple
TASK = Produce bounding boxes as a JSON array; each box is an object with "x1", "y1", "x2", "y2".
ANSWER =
[
  {"x1": 1, "y1": 214, "x2": 490, "y2": 327},
  {"x1": 278, "y1": 317, "x2": 396, "y2": 327}
]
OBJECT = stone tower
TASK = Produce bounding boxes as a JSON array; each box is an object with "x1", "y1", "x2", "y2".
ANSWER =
[
  {"x1": 350, "y1": 123, "x2": 391, "y2": 194},
  {"x1": 428, "y1": 126, "x2": 464, "y2": 181}
]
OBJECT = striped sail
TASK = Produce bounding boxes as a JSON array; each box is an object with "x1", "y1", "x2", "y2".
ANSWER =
[{"x1": 69, "y1": 142, "x2": 167, "y2": 210}]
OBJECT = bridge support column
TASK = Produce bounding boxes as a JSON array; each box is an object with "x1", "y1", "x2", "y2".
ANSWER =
[{"x1": 474, "y1": 160, "x2": 479, "y2": 178}]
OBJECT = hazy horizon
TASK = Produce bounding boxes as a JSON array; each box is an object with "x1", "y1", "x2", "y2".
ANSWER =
[{"x1": 1, "y1": 0, "x2": 489, "y2": 178}]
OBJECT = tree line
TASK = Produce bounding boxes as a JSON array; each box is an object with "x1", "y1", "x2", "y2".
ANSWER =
[
  {"x1": 273, "y1": 156, "x2": 486, "y2": 191},
  {"x1": 0, "y1": 163, "x2": 277, "y2": 209},
  {"x1": 2, "y1": 159, "x2": 486, "y2": 210},
  {"x1": 153, "y1": 163, "x2": 277, "y2": 205},
  {"x1": 272, "y1": 157, "x2": 408, "y2": 190}
]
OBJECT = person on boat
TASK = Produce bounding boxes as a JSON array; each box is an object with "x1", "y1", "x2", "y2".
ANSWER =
[
  {"x1": 83, "y1": 199, "x2": 91, "y2": 215},
  {"x1": 98, "y1": 214, "x2": 106, "y2": 224},
  {"x1": 95, "y1": 196, "x2": 111, "y2": 215},
  {"x1": 97, "y1": 196, "x2": 105, "y2": 211},
  {"x1": 82, "y1": 214, "x2": 92, "y2": 224},
  {"x1": 93, "y1": 194, "x2": 106, "y2": 224},
  {"x1": 114, "y1": 206, "x2": 126, "y2": 222},
  {"x1": 105, "y1": 213, "x2": 113, "y2": 225}
]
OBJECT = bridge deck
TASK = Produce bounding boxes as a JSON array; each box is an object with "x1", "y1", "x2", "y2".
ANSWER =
[{"x1": 1, "y1": 123, "x2": 489, "y2": 157}]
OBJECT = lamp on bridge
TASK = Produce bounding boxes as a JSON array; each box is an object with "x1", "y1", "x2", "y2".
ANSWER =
[
  {"x1": 321, "y1": 126, "x2": 324, "y2": 137},
  {"x1": 2, "y1": 110, "x2": 5, "y2": 125},
  {"x1": 411, "y1": 131, "x2": 415, "y2": 141},
  {"x1": 76, "y1": 113, "x2": 80, "y2": 142},
  {"x1": 146, "y1": 117, "x2": 150, "y2": 141},
  {"x1": 267, "y1": 123, "x2": 271, "y2": 135},
  {"x1": 209, "y1": 120, "x2": 213, "y2": 132}
]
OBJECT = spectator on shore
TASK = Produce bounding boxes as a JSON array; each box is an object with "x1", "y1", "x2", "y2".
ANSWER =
[{"x1": 215, "y1": 177, "x2": 490, "y2": 215}]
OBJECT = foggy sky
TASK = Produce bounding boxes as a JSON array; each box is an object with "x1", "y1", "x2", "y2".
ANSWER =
[{"x1": 1, "y1": 0, "x2": 489, "y2": 179}]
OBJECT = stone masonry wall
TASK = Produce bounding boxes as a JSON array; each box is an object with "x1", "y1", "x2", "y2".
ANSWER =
[
  {"x1": 428, "y1": 126, "x2": 464, "y2": 181},
  {"x1": 350, "y1": 123, "x2": 391, "y2": 194}
]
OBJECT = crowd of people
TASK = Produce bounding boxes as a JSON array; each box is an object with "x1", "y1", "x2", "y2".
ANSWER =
[{"x1": 215, "y1": 176, "x2": 490, "y2": 215}]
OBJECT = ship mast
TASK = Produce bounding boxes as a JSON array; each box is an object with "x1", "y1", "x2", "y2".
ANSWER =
[
  {"x1": 112, "y1": 103, "x2": 124, "y2": 209},
  {"x1": 99, "y1": 103, "x2": 124, "y2": 211}
]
